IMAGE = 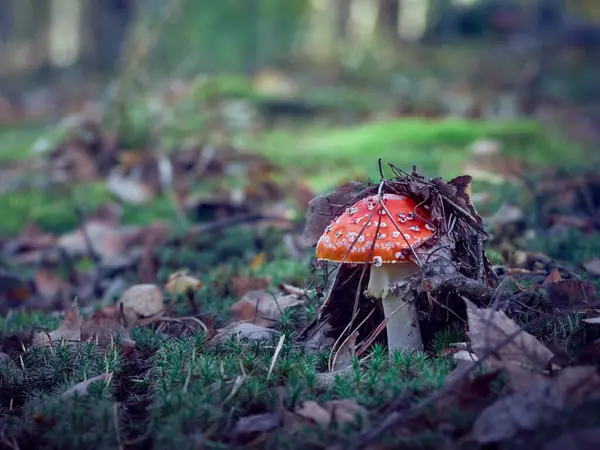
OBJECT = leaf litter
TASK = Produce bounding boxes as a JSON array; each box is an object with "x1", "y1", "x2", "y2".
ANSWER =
[{"x1": 3, "y1": 115, "x2": 600, "y2": 450}]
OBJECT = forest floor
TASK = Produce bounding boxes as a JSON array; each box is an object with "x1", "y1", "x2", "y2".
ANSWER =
[{"x1": 1, "y1": 72, "x2": 600, "y2": 449}]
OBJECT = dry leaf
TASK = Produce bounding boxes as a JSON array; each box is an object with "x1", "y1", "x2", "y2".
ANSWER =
[
  {"x1": 81, "y1": 305, "x2": 137, "y2": 351},
  {"x1": 233, "y1": 413, "x2": 280, "y2": 440},
  {"x1": 33, "y1": 302, "x2": 83, "y2": 346},
  {"x1": 230, "y1": 276, "x2": 271, "y2": 298},
  {"x1": 118, "y1": 284, "x2": 164, "y2": 319},
  {"x1": 302, "y1": 181, "x2": 364, "y2": 247},
  {"x1": 106, "y1": 169, "x2": 156, "y2": 204},
  {"x1": 295, "y1": 401, "x2": 332, "y2": 426},
  {"x1": 296, "y1": 399, "x2": 367, "y2": 427},
  {"x1": 546, "y1": 280, "x2": 597, "y2": 310},
  {"x1": 228, "y1": 289, "x2": 305, "y2": 328},
  {"x1": 465, "y1": 299, "x2": 554, "y2": 391},
  {"x1": 250, "y1": 253, "x2": 265, "y2": 270},
  {"x1": 58, "y1": 220, "x2": 141, "y2": 264},
  {"x1": 472, "y1": 366, "x2": 600, "y2": 444},
  {"x1": 543, "y1": 427, "x2": 600, "y2": 450},
  {"x1": 583, "y1": 259, "x2": 600, "y2": 277},
  {"x1": 472, "y1": 379, "x2": 563, "y2": 444},
  {"x1": 165, "y1": 273, "x2": 203, "y2": 297},
  {"x1": 543, "y1": 268, "x2": 563, "y2": 285},
  {"x1": 210, "y1": 322, "x2": 279, "y2": 345},
  {"x1": 62, "y1": 373, "x2": 112, "y2": 399}
]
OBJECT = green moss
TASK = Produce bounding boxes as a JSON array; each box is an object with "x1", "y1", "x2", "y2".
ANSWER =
[{"x1": 254, "y1": 117, "x2": 581, "y2": 192}]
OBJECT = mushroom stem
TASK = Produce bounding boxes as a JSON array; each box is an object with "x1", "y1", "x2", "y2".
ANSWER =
[{"x1": 365, "y1": 264, "x2": 423, "y2": 352}]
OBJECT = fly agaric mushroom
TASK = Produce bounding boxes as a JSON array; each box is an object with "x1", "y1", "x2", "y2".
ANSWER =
[{"x1": 316, "y1": 194, "x2": 436, "y2": 352}]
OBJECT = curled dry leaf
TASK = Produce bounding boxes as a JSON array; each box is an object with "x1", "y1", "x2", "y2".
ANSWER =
[
  {"x1": 464, "y1": 299, "x2": 555, "y2": 391},
  {"x1": 118, "y1": 284, "x2": 164, "y2": 319},
  {"x1": 228, "y1": 288, "x2": 305, "y2": 328},
  {"x1": 33, "y1": 302, "x2": 83, "y2": 346},
  {"x1": 62, "y1": 373, "x2": 112, "y2": 399},
  {"x1": 165, "y1": 272, "x2": 203, "y2": 297},
  {"x1": 295, "y1": 399, "x2": 368, "y2": 427}
]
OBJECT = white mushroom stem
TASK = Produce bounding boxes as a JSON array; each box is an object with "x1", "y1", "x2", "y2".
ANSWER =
[{"x1": 365, "y1": 263, "x2": 423, "y2": 352}]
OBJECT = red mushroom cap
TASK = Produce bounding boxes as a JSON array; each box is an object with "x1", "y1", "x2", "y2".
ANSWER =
[{"x1": 316, "y1": 194, "x2": 435, "y2": 264}]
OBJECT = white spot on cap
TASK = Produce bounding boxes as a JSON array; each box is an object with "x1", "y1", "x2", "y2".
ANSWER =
[
  {"x1": 357, "y1": 235, "x2": 366, "y2": 243},
  {"x1": 392, "y1": 231, "x2": 401, "y2": 238},
  {"x1": 373, "y1": 256, "x2": 383, "y2": 267},
  {"x1": 408, "y1": 225, "x2": 420, "y2": 232},
  {"x1": 377, "y1": 233, "x2": 386, "y2": 239}
]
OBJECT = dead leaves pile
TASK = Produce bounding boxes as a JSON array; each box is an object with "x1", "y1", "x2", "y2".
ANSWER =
[{"x1": 448, "y1": 299, "x2": 600, "y2": 445}]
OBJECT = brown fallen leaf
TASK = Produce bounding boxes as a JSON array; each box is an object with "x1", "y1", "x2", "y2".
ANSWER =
[
  {"x1": 230, "y1": 276, "x2": 271, "y2": 298},
  {"x1": 295, "y1": 399, "x2": 368, "y2": 427},
  {"x1": 471, "y1": 377, "x2": 563, "y2": 444},
  {"x1": 228, "y1": 288, "x2": 305, "y2": 328},
  {"x1": 33, "y1": 301, "x2": 83, "y2": 346},
  {"x1": 465, "y1": 299, "x2": 555, "y2": 391},
  {"x1": 472, "y1": 366, "x2": 600, "y2": 444},
  {"x1": 62, "y1": 373, "x2": 112, "y2": 399},
  {"x1": 583, "y1": 259, "x2": 600, "y2": 277},
  {"x1": 58, "y1": 220, "x2": 141, "y2": 264},
  {"x1": 80, "y1": 305, "x2": 137, "y2": 353},
  {"x1": 209, "y1": 322, "x2": 279, "y2": 345},
  {"x1": 302, "y1": 181, "x2": 364, "y2": 247},
  {"x1": 434, "y1": 370, "x2": 501, "y2": 424},
  {"x1": 543, "y1": 268, "x2": 563, "y2": 286},
  {"x1": 232, "y1": 412, "x2": 281, "y2": 440},
  {"x1": 117, "y1": 284, "x2": 164, "y2": 320},
  {"x1": 543, "y1": 427, "x2": 600, "y2": 450},
  {"x1": 545, "y1": 279, "x2": 597, "y2": 310}
]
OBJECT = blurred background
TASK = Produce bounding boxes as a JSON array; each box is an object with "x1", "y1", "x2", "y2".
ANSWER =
[
  {"x1": 1, "y1": 0, "x2": 600, "y2": 236},
  {"x1": 2, "y1": 0, "x2": 600, "y2": 125}
]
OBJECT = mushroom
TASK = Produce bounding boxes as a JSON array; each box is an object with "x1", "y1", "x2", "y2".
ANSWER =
[{"x1": 316, "y1": 194, "x2": 436, "y2": 352}]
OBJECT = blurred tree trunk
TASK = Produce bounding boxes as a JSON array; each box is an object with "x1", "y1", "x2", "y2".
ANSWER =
[
  {"x1": 334, "y1": 0, "x2": 351, "y2": 40},
  {"x1": 0, "y1": 0, "x2": 14, "y2": 43},
  {"x1": 244, "y1": 0, "x2": 259, "y2": 76},
  {"x1": 87, "y1": 0, "x2": 136, "y2": 73},
  {"x1": 377, "y1": 0, "x2": 399, "y2": 41}
]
